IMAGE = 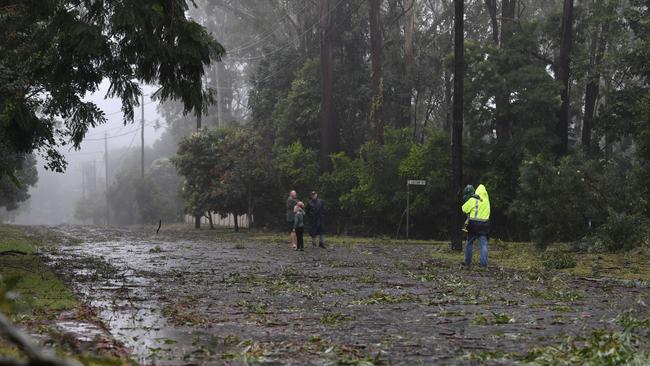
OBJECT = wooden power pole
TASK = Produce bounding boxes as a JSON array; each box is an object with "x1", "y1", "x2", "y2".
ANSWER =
[
  {"x1": 104, "y1": 132, "x2": 110, "y2": 226},
  {"x1": 141, "y1": 94, "x2": 145, "y2": 179},
  {"x1": 450, "y1": 0, "x2": 464, "y2": 252}
]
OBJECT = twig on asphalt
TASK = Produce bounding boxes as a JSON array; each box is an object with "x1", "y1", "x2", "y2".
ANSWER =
[{"x1": 0, "y1": 312, "x2": 82, "y2": 366}]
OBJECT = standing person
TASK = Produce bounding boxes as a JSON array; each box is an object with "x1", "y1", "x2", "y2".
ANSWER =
[
  {"x1": 286, "y1": 190, "x2": 298, "y2": 250},
  {"x1": 293, "y1": 202, "x2": 305, "y2": 251},
  {"x1": 462, "y1": 184, "x2": 491, "y2": 267},
  {"x1": 306, "y1": 191, "x2": 326, "y2": 248}
]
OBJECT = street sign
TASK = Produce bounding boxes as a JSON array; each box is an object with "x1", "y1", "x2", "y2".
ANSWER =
[
  {"x1": 406, "y1": 179, "x2": 426, "y2": 241},
  {"x1": 407, "y1": 180, "x2": 426, "y2": 186}
]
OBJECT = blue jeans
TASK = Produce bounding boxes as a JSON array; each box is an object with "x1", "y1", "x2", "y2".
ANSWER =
[{"x1": 465, "y1": 234, "x2": 488, "y2": 267}]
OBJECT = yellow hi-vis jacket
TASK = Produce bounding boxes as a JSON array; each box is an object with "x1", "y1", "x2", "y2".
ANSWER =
[{"x1": 462, "y1": 184, "x2": 490, "y2": 221}]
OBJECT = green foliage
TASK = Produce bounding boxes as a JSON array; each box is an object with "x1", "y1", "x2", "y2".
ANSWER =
[
  {"x1": 336, "y1": 129, "x2": 412, "y2": 234},
  {"x1": 471, "y1": 312, "x2": 514, "y2": 325},
  {"x1": 588, "y1": 213, "x2": 650, "y2": 252},
  {"x1": 275, "y1": 141, "x2": 320, "y2": 199},
  {"x1": 0, "y1": 154, "x2": 37, "y2": 212},
  {"x1": 511, "y1": 152, "x2": 641, "y2": 248},
  {"x1": 271, "y1": 59, "x2": 322, "y2": 151},
  {"x1": 525, "y1": 313, "x2": 650, "y2": 365},
  {"x1": 542, "y1": 251, "x2": 577, "y2": 270},
  {"x1": 0, "y1": 1, "x2": 223, "y2": 176},
  {"x1": 173, "y1": 127, "x2": 274, "y2": 227},
  {"x1": 319, "y1": 312, "x2": 353, "y2": 327}
]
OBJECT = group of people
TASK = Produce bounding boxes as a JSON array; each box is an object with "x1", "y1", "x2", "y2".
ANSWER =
[
  {"x1": 283, "y1": 183, "x2": 491, "y2": 266},
  {"x1": 286, "y1": 190, "x2": 326, "y2": 251}
]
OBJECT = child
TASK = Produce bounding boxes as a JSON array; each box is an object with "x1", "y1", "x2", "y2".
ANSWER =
[{"x1": 293, "y1": 202, "x2": 305, "y2": 251}]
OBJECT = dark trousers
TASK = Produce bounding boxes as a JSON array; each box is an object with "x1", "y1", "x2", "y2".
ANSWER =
[{"x1": 295, "y1": 227, "x2": 304, "y2": 250}]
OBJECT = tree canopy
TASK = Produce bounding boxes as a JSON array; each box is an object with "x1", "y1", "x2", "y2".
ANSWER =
[{"x1": 0, "y1": 0, "x2": 224, "y2": 178}]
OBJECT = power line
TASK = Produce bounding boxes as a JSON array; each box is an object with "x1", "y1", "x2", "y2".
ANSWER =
[
  {"x1": 83, "y1": 119, "x2": 158, "y2": 142},
  {"x1": 226, "y1": 0, "x2": 346, "y2": 63},
  {"x1": 224, "y1": 1, "x2": 314, "y2": 54}
]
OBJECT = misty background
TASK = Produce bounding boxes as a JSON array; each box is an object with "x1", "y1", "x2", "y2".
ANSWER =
[{"x1": 10, "y1": 1, "x2": 264, "y2": 225}]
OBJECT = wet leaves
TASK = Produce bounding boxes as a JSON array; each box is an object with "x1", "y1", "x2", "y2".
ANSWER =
[
  {"x1": 30, "y1": 225, "x2": 650, "y2": 365},
  {"x1": 352, "y1": 291, "x2": 418, "y2": 305},
  {"x1": 471, "y1": 312, "x2": 515, "y2": 325},
  {"x1": 320, "y1": 312, "x2": 353, "y2": 327}
]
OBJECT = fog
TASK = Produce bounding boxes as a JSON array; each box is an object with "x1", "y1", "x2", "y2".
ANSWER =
[{"x1": 13, "y1": 81, "x2": 164, "y2": 225}]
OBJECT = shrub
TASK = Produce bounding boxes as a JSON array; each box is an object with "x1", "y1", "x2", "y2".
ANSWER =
[
  {"x1": 590, "y1": 213, "x2": 650, "y2": 252},
  {"x1": 541, "y1": 250, "x2": 577, "y2": 270}
]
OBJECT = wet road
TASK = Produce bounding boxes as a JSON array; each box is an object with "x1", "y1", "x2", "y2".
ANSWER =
[{"x1": 35, "y1": 225, "x2": 650, "y2": 365}]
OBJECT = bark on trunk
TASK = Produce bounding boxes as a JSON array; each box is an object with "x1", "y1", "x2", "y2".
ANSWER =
[
  {"x1": 582, "y1": 20, "x2": 608, "y2": 153},
  {"x1": 368, "y1": 0, "x2": 384, "y2": 143},
  {"x1": 207, "y1": 211, "x2": 214, "y2": 230},
  {"x1": 484, "y1": 0, "x2": 499, "y2": 45},
  {"x1": 404, "y1": 0, "x2": 416, "y2": 67},
  {"x1": 450, "y1": 0, "x2": 464, "y2": 252},
  {"x1": 494, "y1": 0, "x2": 516, "y2": 144},
  {"x1": 557, "y1": 0, "x2": 574, "y2": 157},
  {"x1": 234, "y1": 214, "x2": 240, "y2": 232},
  {"x1": 194, "y1": 215, "x2": 201, "y2": 229},
  {"x1": 320, "y1": 0, "x2": 336, "y2": 171},
  {"x1": 404, "y1": 0, "x2": 416, "y2": 132}
]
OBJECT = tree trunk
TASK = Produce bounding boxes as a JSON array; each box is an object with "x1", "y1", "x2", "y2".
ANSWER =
[
  {"x1": 234, "y1": 214, "x2": 240, "y2": 232},
  {"x1": 368, "y1": 0, "x2": 384, "y2": 143},
  {"x1": 386, "y1": 0, "x2": 410, "y2": 129},
  {"x1": 404, "y1": 0, "x2": 416, "y2": 131},
  {"x1": 215, "y1": 64, "x2": 224, "y2": 127},
  {"x1": 556, "y1": 0, "x2": 574, "y2": 157},
  {"x1": 320, "y1": 0, "x2": 336, "y2": 171},
  {"x1": 247, "y1": 187, "x2": 253, "y2": 229},
  {"x1": 483, "y1": 0, "x2": 498, "y2": 44},
  {"x1": 582, "y1": 20, "x2": 608, "y2": 153},
  {"x1": 450, "y1": 0, "x2": 464, "y2": 252},
  {"x1": 492, "y1": 0, "x2": 516, "y2": 145},
  {"x1": 194, "y1": 215, "x2": 201, "y2": 229},
  {"x1": 207, "y1": 211, "x2": 214, "y2": 230}
]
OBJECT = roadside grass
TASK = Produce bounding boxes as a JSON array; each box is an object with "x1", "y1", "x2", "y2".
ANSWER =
[
  {"x1": 0, "y1": 225, "x2": 77, "y2": 314},
  {"x1": 253, "y1": 231, "x2": 650, "y2": 283},
  {"x1": 0, "y1": 225, "x2": 128, "y2": 365},
  {"x1": 159, "y1": 224, "x2": 650, "y2": 283}
]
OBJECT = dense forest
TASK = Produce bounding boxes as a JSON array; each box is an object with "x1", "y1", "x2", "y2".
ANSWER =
[{"x1": 4, "y1": 0, "x2": 650, "y2": 251}]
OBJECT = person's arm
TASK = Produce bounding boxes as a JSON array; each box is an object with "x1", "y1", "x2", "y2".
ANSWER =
[{"x1": 462, "y1": 198, "x2": 474, "y2": 215}]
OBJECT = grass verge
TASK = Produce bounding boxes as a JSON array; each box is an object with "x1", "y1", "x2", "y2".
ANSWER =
[{"x1": 0, "y1": 225, "x2": 129, "y2": 365}]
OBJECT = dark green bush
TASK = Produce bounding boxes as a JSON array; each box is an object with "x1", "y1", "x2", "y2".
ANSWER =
[
  {"x1": 541, "y1": 251, "x2": 577, "y2": 270},
  {"x1": 590, "y1": 213, "x2": 650, "y2": 252}
]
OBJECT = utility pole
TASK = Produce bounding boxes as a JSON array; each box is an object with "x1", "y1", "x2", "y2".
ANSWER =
[
  {"x1": 215, "y1": 65, "x2": 224, "y2": 127},
  {"x1": 450, "y1": 0, "x2": 464, "y2": 251},
  {"x1": 194, "y1": 110, "x2": 202, "y2": 229},
  {"x1": 81, "y1": 165, "x2": 86, "y2": 199},
  {"x1": 141, "y1": 94, "x2": 145, "y2": 179},
  {"x1": 104, "y1": 132, "x2": 110, "y2": 226}
]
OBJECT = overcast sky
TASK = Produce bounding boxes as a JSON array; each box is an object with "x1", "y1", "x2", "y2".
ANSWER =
[{"x1": 65, "y1": 80, "x2": 165, "y2": 161}]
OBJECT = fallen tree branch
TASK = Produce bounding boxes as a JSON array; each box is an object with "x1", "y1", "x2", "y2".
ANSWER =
[
  {"x1": 0, "y1": 251, "x2": 29, "y2": 257},
  {"x1": 0, "y1": 313, "x2": 82, "y2": 366}
]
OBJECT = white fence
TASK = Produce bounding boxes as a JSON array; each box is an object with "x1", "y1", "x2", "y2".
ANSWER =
[{"x1": 184, "y1": 213, "x2": 250, "y2": 228}]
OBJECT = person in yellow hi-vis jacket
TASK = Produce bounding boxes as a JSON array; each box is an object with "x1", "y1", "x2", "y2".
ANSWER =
[{"x1": 461, "y1": 184, "x2": 491, "y2": 267}]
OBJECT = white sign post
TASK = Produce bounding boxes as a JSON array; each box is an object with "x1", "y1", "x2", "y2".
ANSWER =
[{"x1": 406, "y1": 179, "x2": 426, "y2": 241}]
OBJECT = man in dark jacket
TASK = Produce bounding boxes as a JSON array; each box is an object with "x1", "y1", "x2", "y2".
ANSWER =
[{"x1": 306, "y1": 191, "x2": 326, "y2": 248}]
